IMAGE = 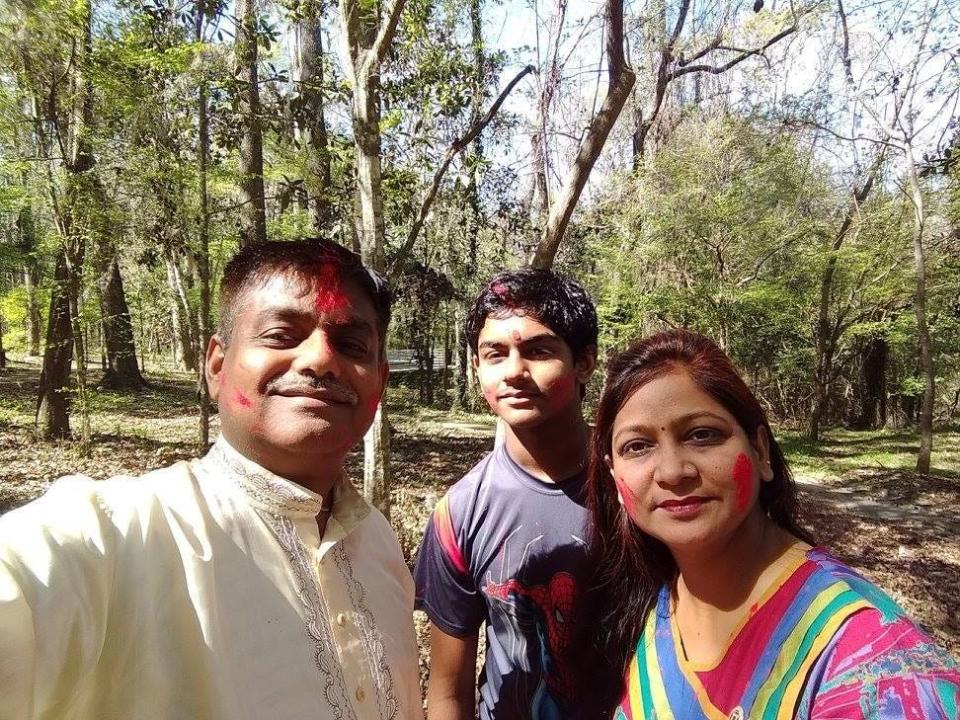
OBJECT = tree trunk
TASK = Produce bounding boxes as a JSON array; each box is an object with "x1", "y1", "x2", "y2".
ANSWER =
[
  {"x1": 97, "y1": 255, "x2": 145, "y2": 389},
  {"x1": 291, "y1": 4, "x2": 333, "y2": 234},
  {"x1": 197, "y1": 2, "x2": 212, "y2": 448},
  {"x1": 854, "y1": 334, "x2": 887, "y2": 429},
  {"x1": 17, "y1": 205, "x2": 42, "y2": 356},
  {"x1": 36, "y1": 250, "x2": 73, "y2": 438},
  {"x1": 806, "y1": 157, "x2": 882, "y2": 441},
  {"x1": 165, "y1": 253, "x2": 198, "y2": 371},
  {"x1": 236, "y1": 0, "x2": 267, "y2": 246},
  {"x1": 529, "y1": 0, "x2": 635, "y2": 269},
  {"x1": 905, "y1": 156, "x2": 934, "y2": 473},
  {"x1": 23, "y1": 263, "x2": 41, "y2": 356},
  {"x1": 341, "y1": 0, "x2": 408, "y2": 519}
]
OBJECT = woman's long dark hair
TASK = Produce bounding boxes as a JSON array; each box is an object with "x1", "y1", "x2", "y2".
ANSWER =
[{"x1": 572, "y1": 330, "x2": 815, "y2": 717}]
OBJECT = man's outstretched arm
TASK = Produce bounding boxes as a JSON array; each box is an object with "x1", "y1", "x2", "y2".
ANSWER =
[{"x1": 426, "y1": 623, "x2": 479, "y2": 720}]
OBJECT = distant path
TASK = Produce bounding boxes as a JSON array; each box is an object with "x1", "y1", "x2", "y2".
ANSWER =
[{"x1": 795, "y1": 472, "x2": 960, "y2": 535}]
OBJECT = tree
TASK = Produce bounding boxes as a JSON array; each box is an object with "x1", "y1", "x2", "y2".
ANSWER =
[{"x1": 236, "y1": 0, "x2": 268, "y2": 246}]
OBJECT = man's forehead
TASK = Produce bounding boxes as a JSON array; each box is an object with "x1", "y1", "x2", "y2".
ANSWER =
[{"x1": 238, "y1": 270, "x2": 376, "y2": 321}]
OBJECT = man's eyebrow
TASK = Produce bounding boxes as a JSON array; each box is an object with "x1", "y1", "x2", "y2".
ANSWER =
[{"x1": 253, "y1": 307, "x2": 311, "y2": 324}]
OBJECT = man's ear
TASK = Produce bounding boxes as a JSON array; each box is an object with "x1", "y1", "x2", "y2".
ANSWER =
[
  {"x1": 205, "y1": 335, "x2": 226, "y2": 404},
  {"x1": 575, "y1": 345, "x2": 598, "y2": 385},
  {"x1": 753, "y1": 426, "x2": 775, "y2": 482}
]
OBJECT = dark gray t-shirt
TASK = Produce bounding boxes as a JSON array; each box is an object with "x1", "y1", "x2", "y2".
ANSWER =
[{"x1": 414, "y1": 444, "x2": 590, "y2": 720}]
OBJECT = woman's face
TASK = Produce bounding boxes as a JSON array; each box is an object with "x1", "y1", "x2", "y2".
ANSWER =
[{"x1": 606, "y1": 370, "x2": 774, "y2": 552}]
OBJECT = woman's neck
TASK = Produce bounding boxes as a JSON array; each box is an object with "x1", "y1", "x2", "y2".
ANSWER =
[{"x1": 670, "y1": 515, "x2": 806, "y2": 664}]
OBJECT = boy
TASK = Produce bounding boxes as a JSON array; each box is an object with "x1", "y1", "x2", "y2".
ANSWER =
[{"x1": 414, "y1": 269, "x2": 598, "y2": 720}]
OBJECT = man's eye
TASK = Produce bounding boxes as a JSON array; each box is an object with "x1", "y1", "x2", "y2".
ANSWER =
[
  {"x1": 336, "y1": 338, "x2": 369, "y2": 357},
  {"x1": 261, "y1": 330, "x2": 296, "y2": 344}
]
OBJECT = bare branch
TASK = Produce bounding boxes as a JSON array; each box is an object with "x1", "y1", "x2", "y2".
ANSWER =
[{"x1": 388, "y1": 65, "x2": 535, "y2": 280}]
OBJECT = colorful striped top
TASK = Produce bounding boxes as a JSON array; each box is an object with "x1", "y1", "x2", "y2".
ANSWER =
[{"x1": 615, "y1": 548, "x2": 959, "y2": 719}]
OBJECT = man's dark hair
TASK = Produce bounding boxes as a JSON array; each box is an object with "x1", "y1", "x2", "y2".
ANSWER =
[
  {"x1": 217, "y1": 239, "x2": 392, "y2": 344},
  {"x1": 465, "y1": 269, "x2": 598, "y2": 360}
]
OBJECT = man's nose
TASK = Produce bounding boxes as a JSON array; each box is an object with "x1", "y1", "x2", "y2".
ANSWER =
[{"x1": 291, "y1": 330, "x2": 340, "y2": 377}]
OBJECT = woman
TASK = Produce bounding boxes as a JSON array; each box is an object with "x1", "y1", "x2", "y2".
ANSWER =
[{"x1": 578, "y1": 329, "x2": 959, "y2": 719}]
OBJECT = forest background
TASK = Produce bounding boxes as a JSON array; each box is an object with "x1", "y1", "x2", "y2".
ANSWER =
[{"x1": 0, "y1": 0, "x2": 958, "y2": 659}]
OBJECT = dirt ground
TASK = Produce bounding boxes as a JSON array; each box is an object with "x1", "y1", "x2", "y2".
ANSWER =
[{"x1": 1, "y1": 361, "x2": 958, "y2": 672}]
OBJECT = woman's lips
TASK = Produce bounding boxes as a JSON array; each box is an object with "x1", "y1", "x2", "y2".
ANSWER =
[{"x1": 657, "y1": 496, "x2": 710, "y2": 517}]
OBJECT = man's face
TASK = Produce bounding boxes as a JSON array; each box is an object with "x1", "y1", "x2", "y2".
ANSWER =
[
  {"x1": 206, "y1": 270, "x2": 387, "y2": 476},
  {"x1": 473, "y1": 312, "x2": 594, "y2": 431}
]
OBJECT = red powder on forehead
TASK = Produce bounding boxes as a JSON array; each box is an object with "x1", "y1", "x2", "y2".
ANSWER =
[
  {"x1": 314, "y1": 261, "x2": 349, "y2": 313},
  {"x1": 732, "y1": 453, "x2": 753, "y2": 511},
  {"x1": 614, "y1": 477, "x2": 637, "y2": 517},
  {"x1": 511, "y1": 330, "x2": 522, "y2": 342}
]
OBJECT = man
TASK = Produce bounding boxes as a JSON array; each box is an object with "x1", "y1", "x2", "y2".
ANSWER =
[
  {"x1": 0, "y1": 239, "x2": 423, "y2": 720},
  {"x1": 414, "y1": 269, "x2": 598, "y2": 719}
]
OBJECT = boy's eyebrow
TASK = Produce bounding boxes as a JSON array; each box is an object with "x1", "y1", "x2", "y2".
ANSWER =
[{"x1": 478, "y1": 333, "x2": 561, "y2": 350}]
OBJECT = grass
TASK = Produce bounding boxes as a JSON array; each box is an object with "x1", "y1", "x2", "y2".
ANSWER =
[{"x1": 778, "y1": 425, "x2": 960, "y2": 481}]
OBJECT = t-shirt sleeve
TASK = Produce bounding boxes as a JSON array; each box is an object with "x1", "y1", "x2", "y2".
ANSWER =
[
  {"x1": 413, "y1": 493, "x2": 485, "y2": 638},
  {"x1": 806, "y1": 607, "x2": 960, "y2": 719},
  {"x1": 0, "y1": 477, "x2": 114, "y2": 719}
]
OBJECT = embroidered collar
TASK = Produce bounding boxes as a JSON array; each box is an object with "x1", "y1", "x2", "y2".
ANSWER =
[{"x1": 204, "y1": 437, "x2": 370, "y2": 525}]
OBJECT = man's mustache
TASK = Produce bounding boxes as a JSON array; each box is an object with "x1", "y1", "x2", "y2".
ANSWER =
[{"x1": 265, "y1": 376, "x2": 359, "y2": 405}]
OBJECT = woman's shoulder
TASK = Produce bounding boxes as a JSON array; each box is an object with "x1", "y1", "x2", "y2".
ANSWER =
[
  {"x1": 799, "y1": 549, "x2": 960, "y2": 718},
  {"x1": 803, "y1": 547, "x2": 910, "y2": 620}
]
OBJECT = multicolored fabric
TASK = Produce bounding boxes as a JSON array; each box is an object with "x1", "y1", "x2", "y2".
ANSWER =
[
  {"x1": 414, "y1": 444, "x2": 591, "y2": 720},
  {"x1": 615, "y1": 548, "x2": 960, "y2": 720}
]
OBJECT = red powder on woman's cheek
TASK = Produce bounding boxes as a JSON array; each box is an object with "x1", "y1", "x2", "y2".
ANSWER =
[
  {"x1": 614, "y1": 478, "x2": 637, "y2": 517},
  {"x1": 314, "y1": 262, "x2": 349, "y2": 313},
  {"x1": 732, "y1": 453, "x2": 754, "y2": 511}
]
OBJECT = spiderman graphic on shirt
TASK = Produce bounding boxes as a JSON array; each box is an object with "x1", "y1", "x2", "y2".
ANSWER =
[{"x1": 485, "y1": 570, "x2": 579, "y2": 720}]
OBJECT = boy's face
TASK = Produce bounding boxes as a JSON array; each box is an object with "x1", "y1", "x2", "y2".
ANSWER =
[{"x1": 473, "y1": 311, "x2": 595, "y2": 430}]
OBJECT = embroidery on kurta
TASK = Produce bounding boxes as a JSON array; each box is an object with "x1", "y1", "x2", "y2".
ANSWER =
[
  {"x1": 275, "y1": 515, "x2": 359, "y2": 720},
  {"x1": 334, "y1": 543, "x2": 399, "y2": 719}
]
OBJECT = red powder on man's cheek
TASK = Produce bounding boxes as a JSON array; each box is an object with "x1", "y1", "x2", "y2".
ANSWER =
[
  {"x1": 314, "y1": 262, "x2": 349, "y2": 313},
  {"x1": 366, "y1": 394, "x2": 381, "y2": 414},
  {"x1": 732, "y1": 453, "x2": 754, "y2": 511},
  {"x1": 614, "y1": 477, "x2": 637, "y2": 517},
  {"x1": 233, "y1": 390, "x2": 253, "y2": 408}
]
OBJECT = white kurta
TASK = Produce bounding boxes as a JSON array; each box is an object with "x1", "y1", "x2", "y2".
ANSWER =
[{"x1": 0, "y1": 438, "x2": 424, "y2": 720}]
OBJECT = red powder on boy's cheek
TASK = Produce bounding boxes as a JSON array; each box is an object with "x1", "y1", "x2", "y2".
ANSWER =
[
  {"x1": 314, "y1": 262, "x2": 349, "y2": 313},
  {"x1": 614, "y1": 477, "x2": 637, "y2": 517},
  {"x1": 732, "y1": 453, "x2": 753, "y2": 511}
]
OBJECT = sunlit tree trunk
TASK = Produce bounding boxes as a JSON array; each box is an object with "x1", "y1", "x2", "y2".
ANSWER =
[
  {"x1": 291, "y1": 2, "x2": 333, "y2": 234},
  {"x1": 341, "y1": 0, "x2": 408, "y2": 519},
  {"x1": 236, "y1": 0, "x2": 267, "y2": 246},
  {"x1": 97, "y1": 254, "x2": 145, "y2": 389}
]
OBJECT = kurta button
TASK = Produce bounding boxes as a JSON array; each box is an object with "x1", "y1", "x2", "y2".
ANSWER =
[
  {"x1": 355, "y1": 687, "x2": 365, "y2": 702},
  {"x1": 337, "y1": 612, "x2": 346, "y2": 626}
]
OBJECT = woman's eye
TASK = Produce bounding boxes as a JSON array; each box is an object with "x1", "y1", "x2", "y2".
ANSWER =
[
  {"x1": 620, "y1": 439, "x2": 652, "y2": 457},
  {"x1": 688, "y1": 427, "x2": 722, "y2": 443}
]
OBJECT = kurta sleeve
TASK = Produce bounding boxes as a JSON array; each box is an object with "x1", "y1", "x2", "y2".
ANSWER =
[{"x1": 0, "y1": 477, "x2": 115, "y2": 720}]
